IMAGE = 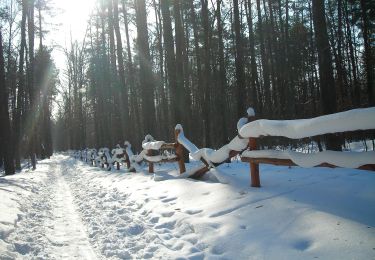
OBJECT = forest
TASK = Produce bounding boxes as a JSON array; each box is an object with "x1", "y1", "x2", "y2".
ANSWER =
[{"x1": 0, "y1": 0, "x2": 374, "y2": 175}]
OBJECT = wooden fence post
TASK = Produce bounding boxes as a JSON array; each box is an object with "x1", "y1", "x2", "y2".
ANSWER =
[
  {"x1": 147, "y1": 149, "x2": 154, "y2": 173},
  {"x1": 248, "y1": 115, "x2": 260, "y2": 187},
  {"x1": 123, "y1": 143, "x2": 131, "y2": 169},
  {"x1": 175, "y1": 128, "x2": 186, "y2": 174}
]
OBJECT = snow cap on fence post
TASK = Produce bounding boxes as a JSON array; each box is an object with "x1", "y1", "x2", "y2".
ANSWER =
[
  {"x1": 175, "y1": 124, "x2": 184, "y2": 134},
  {"x1": 124, "y1": 141, "x2": 131, "y2": 148},
  {"x1": 237, "y1": 108, "x2": 256, "y2": 132},
  {"x1": 247, "y1": 107, "x2": 255, "y2": 117},
  {"x1": 143, "y1": 134, "x2": 154, "y2": 144}
]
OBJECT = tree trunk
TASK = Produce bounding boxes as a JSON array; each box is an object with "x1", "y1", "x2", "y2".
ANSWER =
[
  {"x1": 245, "y1": 0, "x2": 260, "y2": 113},
  {"x1": 201, "y1": 0, "x2": 211, "y2": 147},
  {"x1": 14, "y1": 0, "x2": 28, "y2": 170},
  {"x1": 233, "y1": 0, "x2": 246, "y2": 118},
  {"x1": 360, "y1": 0, "x2": 374, "y2": 105},
  {"x1": 312, "y1": 0, "x2": 341, "y2": 151},
  {"x1": 113, "y1": 0, "x2": 129, "y2": 139},
  {"x1": 134, "y1": 0, "x2": 156, "y2": 135},
  {"x1": 160, "y1": 0, "x2": 178, "y2": 126},
  {"x1": 27, "y1": 0, "x2": 37, "y2": 169},
  {"x1": 0, "y1": 30, "x2": 15, "y2": 175},
  {"x1": 122, "y1": 0, "x2": 140, "y2": 145},
  {"x1": 345, "y1": 0, "x2": 360, "y2": 106},
  {"x1": 173, "y1": 0, "x2": 187, "y2": 124},
  {"x1": 216, "y1": 0, "x2": 229, "y2": 144},
  {"x1": 256, "y1": 0, "x2": 271, "y2": 114}
]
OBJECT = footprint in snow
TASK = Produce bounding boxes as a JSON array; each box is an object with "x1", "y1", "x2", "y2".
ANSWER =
[
  {"x1": 161, "y1": 197, "x2": 177, "y2": 203},
  {"x1": 116, "y1": 208, "x2": 126, "y2": 215},
  {"x1": 184, "y1": 237, "x2": 198, "y2": 245},
  {"x1": 211, "y1": 245, "x2": 225, "y2": 255},
  {"x1": 238, "y1": 190, "x2": 247, "y2": 196},
  {"x1": 149, "y1": 216, "x2": 159, "y2": 224},
  {"x1": 292, "y1": 239, "x2": 313, "y2": 251},
  {"x1": 171, "y1": 242, "x2": 184, "y2": 250},
  {"x1": 155, "y1": 220, "x2": 176, "y2": 230},
  {"x1": 161, "y1": 211, "x2": 175, "y2": 217},
  {"x1": 184, "y1": 209, "x2": 203, "y2": 215}
]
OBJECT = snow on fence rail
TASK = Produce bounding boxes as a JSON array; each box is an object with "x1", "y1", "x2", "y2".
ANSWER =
[
  {"x1": 175, "y1": 108, "x2": 256, "y2": 179},
  {"x1": 72, "y1": 128, "x2": 187, "y2": 175},
  {"x1": 73, "y1": 145, "x2": 134, "y2": 171},
  {"x1": 239, "y1": 107, "x2": 375, "y2": 186},
  {"x1": 72, "y1": 107, "x2": 375, "y2": 187},
  {"x1": 130, "y1": 129, "x2": 186, "y2": 174}
]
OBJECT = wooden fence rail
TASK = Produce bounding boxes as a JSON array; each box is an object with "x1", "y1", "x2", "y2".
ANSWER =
[
  {"x1": 240, "y1": 107, "x2": 375, "y2": 187},
  {"x1": 72, "y1": 107, "x2": 375, "y2": 187}
]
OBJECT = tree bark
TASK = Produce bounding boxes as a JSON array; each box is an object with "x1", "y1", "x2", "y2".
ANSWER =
[
  {"x1": 113, "y1": 0, "x2": 129, "y2": 139},
  {"x1": 216, "y1": 0, "x2": 229, "y2": 144},
  {"x1": 256, "y1": 0, "x2": 271, "y2": 113},
  {"x1": 360, "y1": 0, "x2": 374, "y2": 105},
  {"x1": 312, "y1": 0, "x2": 341, "y2": 151},
  {"x1": 134, "y1": 0, "x2": 156, "y2": 134},
  {"x1": 0, "y1": 30, "x2": 15, "y2": 175},
  {"x1": 27, "y1": 0, "x2": 37, "y2": 169},
  {"x1": 233, "y1": 0, "x2": 246, "y2": 118},
  {"x1": 14, "y1": 0, "x2": 28, "y2": 170},
  {"x1": 160, "y1": 0, "x2": 178, "y2": 126},
  {"x1": 201, "y1": 0, "x2": 211, "y2": 147}
]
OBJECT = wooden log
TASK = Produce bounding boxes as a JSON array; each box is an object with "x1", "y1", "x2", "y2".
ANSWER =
[
  {"x1": 144, "y1": 158, "x2": 179, "y2": 163},
  {"x1": 241, "y1": 157, "x2": 295, "y2": 166},
  {"x1": 125, "y1": 153, "x2": 131, "y2": 168},
  {"x1": 116, "y1": 161, "x2": 120, "y2": 170},
  {"x1": 175, "y1": 128, "x2": 186, "y2": 174},
  {"x1": 190, "y1": 166, "x2": 210, "y2": 179},
  {"x1": 241, "y1": 157, "x2": 375, "y2": 171},
  {"x1": 248, "y1": 115, "x2": 260, "y2": 187},
  {"x1": 147, "y1": 149, "x2": 154, "y2": 173},
  {"x1": 358, "y1": 164, "x2": 375, "y2": 171},
  {"x1": 160, "y1": 143, "x2": 176, "y2": 150},
  {"x1": 123, "y1": 145, "x2": 132, "y2": 169}
]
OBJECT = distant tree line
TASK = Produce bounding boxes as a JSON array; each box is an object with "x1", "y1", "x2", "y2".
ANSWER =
[
  {"x1": 0, "y1": 0, "x2": 57, "y2": 175},
  {"x1": 1, "y1": 0, "x2": 374, "y2": 176},
  {"x1": 54, "y1": 0, "x2": 374, "y2": 153}
]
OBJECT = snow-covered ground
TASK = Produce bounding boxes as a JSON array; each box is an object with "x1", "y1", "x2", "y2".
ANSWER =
[{"x1": 1, "y1": 154, "x2": 374, "y2": 259}]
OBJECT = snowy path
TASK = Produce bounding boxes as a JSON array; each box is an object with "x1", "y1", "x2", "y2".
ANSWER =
[
  {"x1": 1, "y1": 154, "x2": 375, "y2": 259},
  {"x1": 44, "y1": 163, "x2": 97, "y2": 259},
  {"x1": 65, "y1": 158, "x2": 205, "y2": 259},
  {"x1": 3, "y1": 156, "x2": 97, "y2": 259}
]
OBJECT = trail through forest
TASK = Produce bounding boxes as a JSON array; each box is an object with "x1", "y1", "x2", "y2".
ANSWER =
[
  {"x1": 4, "y1": 156, "x2": 97, "y2": 259},
  {"x1": 1, "y1": 154, "x2": 375, "y2": 259}
]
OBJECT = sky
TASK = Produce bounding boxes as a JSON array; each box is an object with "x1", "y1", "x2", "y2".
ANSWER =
[
  {"x1": 48, "y1": 0, "x2": 96, "y2": 75},
  {"x1": 45, "y1": 0, "x2": 96, "y2": 116}
]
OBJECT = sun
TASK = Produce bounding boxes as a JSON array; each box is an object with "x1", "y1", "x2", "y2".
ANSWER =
[{"x1": 52, "y1": 0, "x2": 96, "y2": 41}]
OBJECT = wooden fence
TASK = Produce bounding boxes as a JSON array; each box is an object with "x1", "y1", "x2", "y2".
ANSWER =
[{"x1": 73, "y1": 107, "x2": 375, "y2": 187}]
